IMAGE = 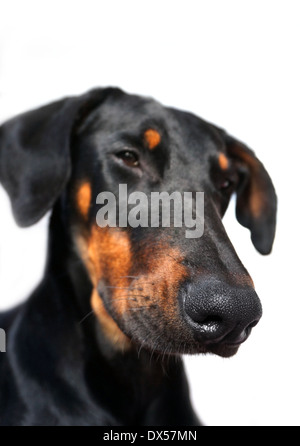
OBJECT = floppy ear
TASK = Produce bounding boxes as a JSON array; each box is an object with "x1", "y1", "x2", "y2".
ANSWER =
[
  {"x1": 0, "y1": 88, "x2": 110, "y2": 227},
  {"x1": 225, "y1": 134, "x2": 277, "y2": 255}
]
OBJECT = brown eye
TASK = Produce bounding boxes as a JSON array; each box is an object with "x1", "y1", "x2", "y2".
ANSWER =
[
  {"x1": 220, "y1": 179, "x2": 233, "y2": 191},
  {"x1": 116, "y1": 150, "x2": 139, "y2": 167}
]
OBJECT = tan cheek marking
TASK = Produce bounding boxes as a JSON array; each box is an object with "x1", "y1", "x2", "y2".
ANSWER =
[
  {"x1": 91, "y1": 288, "x2": 131, "y2": 351},
  {"x1": 75, "y1": 227, "x2": 133, "y2": 349},
  {"x1": 129, "y1": 246, "x2": 188, "y2": 321},
  {"x1": 144, "y1": 129, "x2": 161, "y2": 150},
  {"x1": 219, "y1": 153, "x2": 229, "y2": 170},
  {"x1": 87, "y1": 226, "x2": 132, "y2": 293},
  {"x1": 77, "y1": 182, "x2": 92, "y2": 219}
]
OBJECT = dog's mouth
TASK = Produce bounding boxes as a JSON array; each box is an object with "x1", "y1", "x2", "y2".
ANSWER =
[
  {"x1": 98, "y1": 297, "x2": 247, "y2": 359},
  {"x1": 127, "y1": 327, "x2": 244, "y2": 358},
  {"x1": 201, "y1": 326, "x2": 254, "y2": 357},
  {"x1": 202, "y1": 343, "x2": 240, "y2": 358}
]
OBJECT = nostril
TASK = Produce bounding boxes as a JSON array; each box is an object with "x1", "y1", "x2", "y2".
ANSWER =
[
  {"x1": 198, "y1": 317, "x2": 224, "y2": 334},
  {"x1": 186, "y1": 312, "x2": 225, "y2": 338},
  {"x1": 248, "y1": 319, "x2": 259, "y2": 329},
  {"x1": 186, "y1": 308, "x2": 224, "y2": 330},
  {"x1": 225, "y1": 319, "x2": 260, "y2": 345},
  {"x1": 241, "y1": 319, "x2": 259, "y2": 339},
  {"x1": 197, "y1": 316, "x2": 224, "y2": 336},
  {"x1": 197, "y1": 315, "x2": 223, "y2": 325}
]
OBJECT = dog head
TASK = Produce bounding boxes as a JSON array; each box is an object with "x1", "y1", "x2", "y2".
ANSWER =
[{"x1": 0, "y1": 88, "x2": 276, "y2": 357}]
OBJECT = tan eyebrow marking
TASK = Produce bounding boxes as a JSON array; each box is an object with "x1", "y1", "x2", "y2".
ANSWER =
[
  {"x1": 144, "y1": 129, "x2": 161, "y2": 150},
  {"x1": 77, "y1": 182, "x2": 92, "y2": 219},
  {"x1": 219, "y1": 153, "x2": 229, "y2": 170}
]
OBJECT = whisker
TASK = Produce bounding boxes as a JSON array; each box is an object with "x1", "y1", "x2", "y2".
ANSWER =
[
  {"x1": 126, "y1": 306, "x2": 153, "y2": 311},
  {"x1": 103, "y1": 283, "x2": 156, "y2": 289},
  {"x1": 149, "y1": 334, "x2": 163, "y2": 364},
  {"x1": 78, "y1": 295, "x2": 153, "y2": 325},
  {"x1": 78, "y1": 310, "x2": 95, "y2": 325},
  {"x1": 165, "y1": 253, "x2": 179, "y2": 262},
  {"x1": 137, "y1": 336, "x2": 150, "y2": 358},
  {"x1": 110, "y1": 297, "x2": 140, "y2": 302},
  {"x1": 102, "y1": 294, "x2": 153, "y2": 301}
]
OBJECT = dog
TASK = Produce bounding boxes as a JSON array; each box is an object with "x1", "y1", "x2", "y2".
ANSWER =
[{"x1": 0, "y1": 88, "x2": 277, "y2": 425}]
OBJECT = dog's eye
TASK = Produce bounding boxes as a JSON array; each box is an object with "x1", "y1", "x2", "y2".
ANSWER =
[
  {"x1": 220, "y1": 179, "x2": 234, "y2": 191},
  {"x1": 116, "y1": 150, "x2": 139, "y2": 167}
]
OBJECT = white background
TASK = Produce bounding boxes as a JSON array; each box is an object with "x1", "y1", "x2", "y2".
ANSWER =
[{"x1": 0, "y1": 0, "x2": 299, "y2": 426}]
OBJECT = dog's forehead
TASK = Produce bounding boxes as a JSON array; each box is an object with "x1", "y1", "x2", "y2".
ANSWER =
[
  {"x1": 88, "y1": 93, "x2": 168, "y2": 130},
  {"x1": 84, "y1": 91, "x2": 224, "y2": 155}
]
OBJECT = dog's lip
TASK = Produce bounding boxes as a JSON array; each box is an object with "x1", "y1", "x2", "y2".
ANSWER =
[
  {"x1": 204, "y1": 326, "x2": 252, "y2": 350},
  {"x1": 222, "y1": 327, "x2": 252, "y2": 346},
  {"x1": 204, "y1": 342, "x2": 240, "y2": 358}
]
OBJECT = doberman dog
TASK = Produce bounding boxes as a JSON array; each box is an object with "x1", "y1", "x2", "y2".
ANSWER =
[{"x1": 0, "y1": 88, "x2": 276, "y2": 426}]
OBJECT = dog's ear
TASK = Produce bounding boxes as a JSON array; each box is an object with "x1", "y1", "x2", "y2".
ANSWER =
[
  {"x1": 224, "y1": 133, "x2": 277, "y2": 255},
  {"x1": 0, "y1": 88, "x2": 113, "y2": 227}
]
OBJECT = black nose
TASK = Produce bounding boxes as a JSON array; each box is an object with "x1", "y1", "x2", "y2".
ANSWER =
[{"x1": 183, "y1": 278, "x2": 262, "y2": 345}]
